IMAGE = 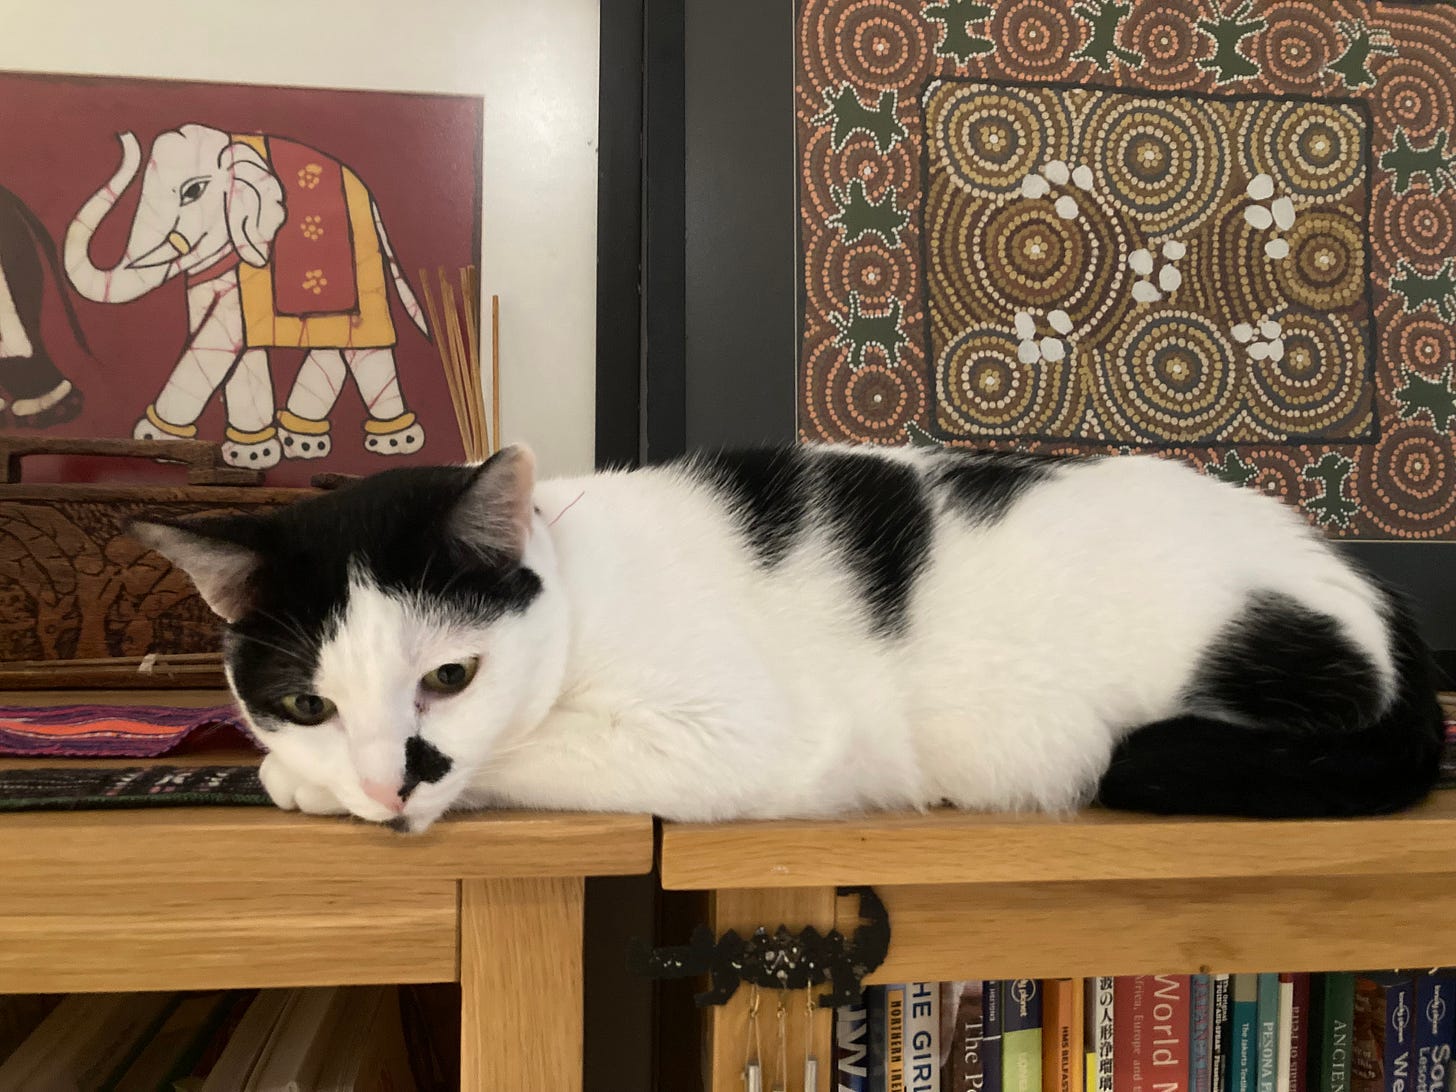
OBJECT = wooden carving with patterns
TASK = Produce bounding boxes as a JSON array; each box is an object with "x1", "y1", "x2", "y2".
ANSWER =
[{"x1": 0, "y1": 436, "x2": 315, "y2": 688}]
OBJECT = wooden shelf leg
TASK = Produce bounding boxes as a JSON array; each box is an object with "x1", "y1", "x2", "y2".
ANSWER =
[
  {"x1": 705, "y1": 887, "x2": 838, "y2": 1092},
  {"x1": 460, "y1": 876, "x2": 585, "y2": 1091}
]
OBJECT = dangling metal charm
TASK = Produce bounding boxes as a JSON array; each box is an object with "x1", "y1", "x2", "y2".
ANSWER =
[{"x1": 744, "y1": 985, "x2": 764, "y2": 1092}]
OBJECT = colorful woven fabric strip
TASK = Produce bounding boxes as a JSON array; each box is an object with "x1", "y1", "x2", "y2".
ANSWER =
[{"x1": 0, "y1": 704, "x2": 253, "y2": 758}]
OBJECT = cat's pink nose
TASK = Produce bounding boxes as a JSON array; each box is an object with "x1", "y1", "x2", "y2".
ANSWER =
[{"x1": 361, "y1": 778, "x2": 404, "y2": 814}]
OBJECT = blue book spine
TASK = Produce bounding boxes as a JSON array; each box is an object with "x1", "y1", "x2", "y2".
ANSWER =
[
  {"x1": 1388, "y1": 979, "x2": 1416, "y2": 1092},
  {"x1": 1193, "y1": 976, "x2": 1213, "y2": 1092},
  {"x1": 837, "y1": 1000, "x2": 871, "y2": 1092},
  {"x1": 1233, "y1": 976, "x2": 1259, "y2": 1092},
  {"x1": 984, "y1": 982, "x2": 1004, "y2": 1092},
  {"x1": 1416, "y1": 974, "x2": 1456, "y2": 1092},
  {"x1": 1259, "y1": 975, "x2": 1282, "y2": 1092}
]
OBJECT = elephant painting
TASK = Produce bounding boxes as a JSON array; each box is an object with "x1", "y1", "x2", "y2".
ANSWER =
[
  {"x1": 0, "y1": 185, "x2": 86, "y2": 428},
  {"x1": 64, "y1": 125, "x2": 431, "y2": 468}
]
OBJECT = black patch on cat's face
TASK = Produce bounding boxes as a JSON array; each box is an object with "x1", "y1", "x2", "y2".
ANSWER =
[
  {"x1": 931, "y1": 451, "x2": 1057, "y2": 527},
  {"x1": 220, "y1": 466, "x2": 542, "y2": 723},
  {"x1": 815, "y1": 451, "x2": 932, "y2": 638},
  {"x1": 687, "y1": 447, "x2": 811, "y2": 567},
  {"x1": 1186, "y1": 590, "x2": 1382, "y2": 733},
  {"x1": 400, "y1": 735, "x2": 453, "y2": 800}
]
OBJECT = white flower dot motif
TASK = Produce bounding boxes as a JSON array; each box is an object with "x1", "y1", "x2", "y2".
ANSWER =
[
  {"x1": 1243, "y1": 173, "x2": 1298, "y2": 261},
  {"x1": 1127, "y1": 240, "x2": 1186, "y2": 304},
  {"x1": 1013, "y1": 309, "x2": 1071, "y2": 366},
  {"x1": 1233, "y1": 314, "x2": 1284, "y2": 362}
]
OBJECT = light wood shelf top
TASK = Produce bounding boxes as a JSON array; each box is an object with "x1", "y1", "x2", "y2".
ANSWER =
[
  {"x1": 0, "y1": 805, "x2": 653, "y2": 887},
  {"x1": 659, "y1": 791, "x2": 1456, "y2": 890}
]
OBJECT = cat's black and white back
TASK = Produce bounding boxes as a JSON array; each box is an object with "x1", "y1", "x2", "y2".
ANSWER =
[{"x1": 131, "y1": 444, "x2": 1443, "y2": 832}]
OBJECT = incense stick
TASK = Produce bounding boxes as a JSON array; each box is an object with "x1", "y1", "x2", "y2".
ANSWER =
[
  {"x1": 491, "y1": 293, "x2": 501, "y2": 454},
  {"x1": 420, "y1": 266, "x2": 491, "y2": 462}
]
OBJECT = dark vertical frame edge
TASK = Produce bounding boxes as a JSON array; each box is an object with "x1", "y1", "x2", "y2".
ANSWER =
[{"x1": 682, "y1": 0, "x2": 798, "y2": 450}]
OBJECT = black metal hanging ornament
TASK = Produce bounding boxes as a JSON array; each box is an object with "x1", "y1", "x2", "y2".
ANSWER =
[{"x1": 627, "y1": 885, "x2": 890, "y2": 1008}]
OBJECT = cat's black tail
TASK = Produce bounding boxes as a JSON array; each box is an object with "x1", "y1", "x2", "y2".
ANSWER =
[{"x1": 1096, "y1": 592, "x2": 1444, "y2": 818}]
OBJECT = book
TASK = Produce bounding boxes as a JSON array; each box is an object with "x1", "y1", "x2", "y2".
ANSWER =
[
  {"x1": 0, "y1": 991, "x2": 174, "y2": 1090},
  {"x1": 906, "y1": 982, "x2": 940, "y2": 1092},
  {"x1": 249, "y1": 985, "x2": 341, "y2": 1091},
  {"x1": 1114, "y1": 976, "x2": 1191, "y2": 1092},
  {"x1": 167, "y1": 990, "x2": 255, "y2": 1091},
  {"x1": 1317, "y1": 975, "x2": 1355, "y2": 1092},
  {"x1": 1043, "y1": 979, "x2": 1085, "y2": 1092},
  {"x1": 1233, "y1": 975, "x2": 1260, "y2": 1092},
  {"x1": 1289, "y1": 975, "x2": 1311, "y2": 1092},
  {"x1": 1278, "y1": 978, "x2": 1295, "y2": 1092},
  {"x1": 200, "y1": 989, "x2": 292, "y2": 1092},
  {"x1": 317, "y1": 986, "x2": 415, "y2": 1092},
  {"x1": 110, "y1": 991, "x2": 234, "y2": 1092},
  {"x1": 985, "y1": 982, "x2": 1004, "y2": 1092},
  {"x1": 1258, "y1": 975, "x2": 1282, "y2": 1092},
  {"x1": 1213, "y1": 976, "x2": 1232, "y2": 1092},
  {"x1": 1414, "y1": 972, "x2": 1455, "y2": 1092},
  {"x1": 870, "y1": 985, "x2": 908, "y2": 1092},
  {"x1": 1353, "y1": 974, "x2": 1414, "y2": 1092},
  {"x1": 1091, "y1": 978, "x2": 1114, "y2": 1092},
  {"x1": 1003, "y1": 980, "x2": 1042, "y2": 1092},
  {"x1": 1194, "y1": 976, "x2": 1212, "y2": 1092},
  {"x1": 940, "y1": 981, "x2": 984, "y2": 1092},
  {"x1": 838, "y1": 1000, "x2": 871, "y2": 1092}
]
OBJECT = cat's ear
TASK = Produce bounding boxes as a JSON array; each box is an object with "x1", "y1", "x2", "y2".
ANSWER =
[
  {"x1": 451, "y1": 444, "x2": 537, "y2": 563},
  {"x1": 127, "y1": 518, "x2": 263, "y2": 624}
]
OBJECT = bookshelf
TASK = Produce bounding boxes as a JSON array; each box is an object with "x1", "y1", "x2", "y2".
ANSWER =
[
  {"x1": 0, "y1": 751, "x2": 653, "y2": 1090},
  {"x1": 659, "y1": 793, "x2": 1456, "y2": 1092}
]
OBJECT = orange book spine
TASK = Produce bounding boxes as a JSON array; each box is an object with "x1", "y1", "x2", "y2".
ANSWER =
[{"x1": 1044, "y1": 979, "x2": 1086, "y2": 1092}]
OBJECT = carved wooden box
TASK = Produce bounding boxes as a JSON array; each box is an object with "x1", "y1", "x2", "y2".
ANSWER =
[{"x1": 0, "y1": 437, "x2": 317, "y2": 689}]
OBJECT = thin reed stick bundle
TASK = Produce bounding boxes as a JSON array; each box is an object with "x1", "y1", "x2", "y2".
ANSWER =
[{"x1": 420, "y1": 266, "x2": 492, "y2": 462}]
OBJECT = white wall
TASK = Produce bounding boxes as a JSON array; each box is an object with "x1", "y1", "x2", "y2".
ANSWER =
[{"x1": 0, "y1": 0, "x2": 600, "y2": 478}]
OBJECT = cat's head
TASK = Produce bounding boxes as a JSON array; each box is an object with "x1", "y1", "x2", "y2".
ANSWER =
[{"x1": 129, "y1": 446, "x2": 567, "y2": 832}]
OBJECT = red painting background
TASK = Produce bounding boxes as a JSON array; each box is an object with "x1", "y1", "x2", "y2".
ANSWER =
[{"x1": 0, "y1": 70, "x2": 482, "y2": 485}]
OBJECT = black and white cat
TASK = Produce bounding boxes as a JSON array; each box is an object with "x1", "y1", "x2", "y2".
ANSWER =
[{"x1": 130, "y1": 444, "x2": 1443, "y2": 833}]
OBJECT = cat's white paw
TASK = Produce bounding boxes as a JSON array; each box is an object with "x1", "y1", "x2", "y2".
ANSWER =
[{"x1": 258, "y1": 753, "x2": 346, "y2": 815}]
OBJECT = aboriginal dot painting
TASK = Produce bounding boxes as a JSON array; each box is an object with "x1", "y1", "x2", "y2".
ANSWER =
[{"x1": 798, "y1": 1, "x2": 1456, "y2": 538}]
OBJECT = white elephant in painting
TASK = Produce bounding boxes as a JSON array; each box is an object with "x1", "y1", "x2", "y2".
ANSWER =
[{"x1": 65, "y1": 125, "x2": 430, "y2": 468}]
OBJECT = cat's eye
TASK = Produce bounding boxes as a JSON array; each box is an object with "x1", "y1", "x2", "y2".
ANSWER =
[
  {"x1": 278, "y1": 693, "x2": 336, "y2": 726},
  {"x1": 421, "y1": 657, "x2": 480, "y2": 695}
]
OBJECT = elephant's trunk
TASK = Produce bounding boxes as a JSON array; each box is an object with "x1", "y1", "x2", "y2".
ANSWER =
[{"x1": 64, "y1": 133, "x2": 170, "y2": 304}]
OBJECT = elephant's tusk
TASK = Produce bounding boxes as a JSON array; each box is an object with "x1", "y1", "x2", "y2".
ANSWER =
[{"x1": 166, "y1": 231, "x2": 193, "y2": 256}]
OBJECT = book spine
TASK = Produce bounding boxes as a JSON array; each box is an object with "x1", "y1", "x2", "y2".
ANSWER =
[
  {"x1": 869, "y1": 987, "x2": 891, "y2": 1092},
  {"x1": 1259, "y1": 975, "x2": 1282, "y2": 1092},
  {"x1": 906, "y1": 983, "x2": 940, "y2": 1092},
  {"x1": 1044, "y1": 980, "x2": 1084, "y2": 1092},
  {"x1": 1386, "y1": 979, "x2": 1415, "y2": 1092},
  {"x1": 888, "y1": 985, "x2": 909, "y2": 1092},
  {"x1": 1354, "y1": 976, "x2": 1388, "y2": 1092},
  {"x1": 942, "y1": 982, "x2": 985, "y2": 1092},
  {"x1": 1094, "y1": 978, "x2": 1115, "y2": 1092},
  {"x1": 1278, "y1": 978, "x2": 1296, "y2": 1092},
  {"x1": 1116, "y1": 979, "x2": 1143, "y2": 1092},
  {"x1": 1415, "y1": 974, "x2": 1456, "y2": 1092},
  {"x1": 1213, "y1": 976, "x2": 1232, "y2": 1092},
  {"x1": 1149, "y1": 976, "x2": 1191, "y2": 1092},
  {"x1": 1291, "y1": 975, "x2": 1311, "y2": 1092},
  {"x1": 1193, "y1": 976, "x2": 1212, "y2": 1092},
  {"x1": 838, "y1": 1000, "x2": 871, "y2": 1092},
  {"x1": 1322, "y1": 975, "x2": 1355, "y2": 1092},
  {"x1": 1234, "y1": 975, "x2": 1261, "y2": 1092},
  {"x1": 985, "y1": 983, "x2": 1004, "y2": 1092},
  {"x1": 1003, "y1": 980, "x2": 1043, "y2": 1092}
]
